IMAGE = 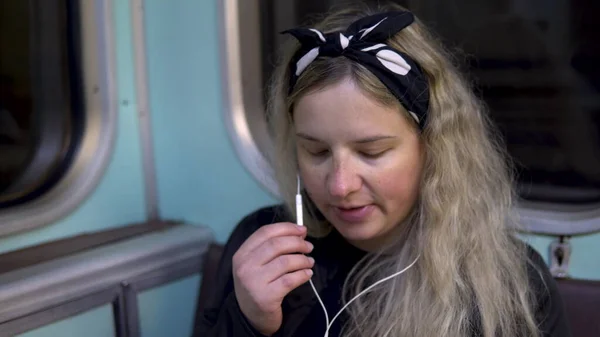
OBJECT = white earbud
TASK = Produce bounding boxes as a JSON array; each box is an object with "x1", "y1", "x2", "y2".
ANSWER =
[{"x1": 296, "y1": 175, "x2": 303, "y2": 227}]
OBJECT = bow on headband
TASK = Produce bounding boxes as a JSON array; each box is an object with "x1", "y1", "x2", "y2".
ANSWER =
[{"x1": 282, "y1": 11, "x2": 430, "y2": 129}]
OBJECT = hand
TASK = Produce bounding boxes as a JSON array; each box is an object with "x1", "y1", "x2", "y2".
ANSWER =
[{"x1": 232, "y1": 222, "x2": 315, "y2": 336}]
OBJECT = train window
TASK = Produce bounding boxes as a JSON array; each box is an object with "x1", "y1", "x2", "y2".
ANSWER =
[
  {"x1": 222, "y1": 0, "x2": 600, "y2": 205},
  {"x1": 221, "y1": 0, "x2": 600, "y2": 234},
  {"x1": 403, "y1": 0, "x2": 600, "y2": 205},
  {"x1": 0, "y1": 0, "x2": 118, "y2": 236},
  {"x1": 0, "y1": 0, "x2": 84, "y2": 207}
]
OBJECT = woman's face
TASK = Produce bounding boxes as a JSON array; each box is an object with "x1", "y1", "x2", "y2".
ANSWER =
[{"x1": 294, "y1": 79, "x2": 424, "y2": 251}]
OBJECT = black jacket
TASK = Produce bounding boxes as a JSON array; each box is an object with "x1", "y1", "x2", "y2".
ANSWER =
[{"x1": 193, "y1": 205, "x2": 572, "y2": 337}]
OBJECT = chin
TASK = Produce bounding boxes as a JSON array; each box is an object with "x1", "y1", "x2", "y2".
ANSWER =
[
  {"x1": 329, "y1": 215, "x2": 388, "y2": 243},
  {"x1": 328, "y1": 208, "x2": 402, "y2": 249},
  {"x1": 339, "y1": 227, "x2": 379, "y2": 243},
  {"x1": 333, "y1": 221, "x2": 392, "y2": 251}
]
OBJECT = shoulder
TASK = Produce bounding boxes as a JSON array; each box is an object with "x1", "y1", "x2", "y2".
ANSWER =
[
  {"x1": 523, "y1": 243, "x2": 557, "y2": 302},
  {"x1": 239, "y1": 204, "x2": 293, "y2": 227},
  {"x1": 234, "y1": 204, "x2": 293, "y2": 234},
  {"x1": 224, "y1": 204, "x2": 293, "y2": 251},
  {"x1": 522, "y1": 242, "x2": 572, "y2": 336}
]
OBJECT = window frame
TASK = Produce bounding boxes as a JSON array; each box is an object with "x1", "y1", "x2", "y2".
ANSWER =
[
  {"x1": 218, "y1": 0, "x2": 280, "y2": 197},
  {"x1": 219, "y1": 0, "x2": 600, "y2": 236},
  {"x1": 0, "y1": 0, "x2": 118, "y2": 237}
]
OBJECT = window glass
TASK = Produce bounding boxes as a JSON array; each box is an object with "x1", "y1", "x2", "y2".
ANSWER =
[
  {"x1": 0, "y1": 0, "x2": 84, "y2": 208},
  {"x1": 258, "y1": 0, "x2": 600, "y2": 204}
]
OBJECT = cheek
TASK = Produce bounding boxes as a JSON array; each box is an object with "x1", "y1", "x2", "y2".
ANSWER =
[
  {"x1": 375, "y1": 157, "x2": 422, "y2": 205},
  {"x1": 377, "y1": 174, "x2": 419, "y2": 204},
  {"x1": 298, "y1": 161, "x2": 326, "y2": 198}
]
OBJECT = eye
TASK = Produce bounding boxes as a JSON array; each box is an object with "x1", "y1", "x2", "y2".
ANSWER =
[
  {"x1": 360, "y1": 149, "x2": 388, "y2": 159},
  {"x1": 308, "y1": 149, "x2": 329, "y2": 157},
  {"x1": 300, "y1": 143, "x2": 329, "y2": 156}
]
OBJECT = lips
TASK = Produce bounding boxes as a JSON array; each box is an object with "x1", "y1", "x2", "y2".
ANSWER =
[{"x1": 332, "y1": 204, "x2": 375, "y2": 223}]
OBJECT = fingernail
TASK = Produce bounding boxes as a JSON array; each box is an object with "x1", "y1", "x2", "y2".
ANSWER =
[
  {"x1": 306, "y1": 241, "x2": 314, "y2": 251},
  {"x1": 305, "y1": 269, "x2": 313, "y2": 276},
  {"x1": 308, "y1": 257, "x2": 315, "y2": 265}
]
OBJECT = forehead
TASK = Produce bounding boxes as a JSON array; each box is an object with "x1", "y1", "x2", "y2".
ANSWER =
[{"x1": 293, "y1": 80, "x2": 414, "y2": 140}]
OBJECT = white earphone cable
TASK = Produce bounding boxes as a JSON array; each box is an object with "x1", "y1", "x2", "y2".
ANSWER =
[
  {"x1": 324, "y1": 255, "x2": 419, "y2": 337},
  {"x1": 295, "y1": 175, "x2": 418, "y2": 337}
]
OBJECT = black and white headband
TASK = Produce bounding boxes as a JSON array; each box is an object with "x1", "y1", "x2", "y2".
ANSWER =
[{"x1": 282, "y1": 11, "x2": 430, "y2": 129}]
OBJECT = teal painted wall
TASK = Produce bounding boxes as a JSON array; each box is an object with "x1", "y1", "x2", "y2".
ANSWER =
[
  {"x1": 138, "y1": 274, "x2": 201, "y2": 337},
  {"x1": 16, "y1": 305, "x2": 115, "y2": 337},
  {"x1": 524, "y1": 233, "x2": 600, "y2": 280},
  {"x1": 143, "y1": 0, "x2": 276, "y2": 243}
]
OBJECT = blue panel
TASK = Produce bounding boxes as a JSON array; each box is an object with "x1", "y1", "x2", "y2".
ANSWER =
[
  {"x1": 0, "y1": 0, "x2": 146, "y2": 254},
  {"x1": 522, "y1": 232, "x2": 600, "y2": 280},
  {"x1": 16, "y1": 305, "x2": 114, "y2": 337},
  {"x1": 570, "y1": 233, "x2": 600, "y2": 279},
  {"x1": 138, "y1": 274, "x2": 201, "y2": 337},
  {"x1": 520, "y1": 233, "x2": 556, "y2": 264},
  {"x1": 143, "y1": 0, "x2": 276, "y2": 242}
]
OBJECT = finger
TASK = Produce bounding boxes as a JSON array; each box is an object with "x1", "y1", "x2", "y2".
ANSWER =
[
  {"x1": 263, "y1": 254, "x2": 315, "y2": 283},
  {"x1": 251, "y1": 236, "x2": 314, "y2": 266},
  {"x1": 269, "y1": 269, "x2": 314, "y2": 301},
  {"x1": 236, "y1": 222, "x2": 306, "y2": 259}
]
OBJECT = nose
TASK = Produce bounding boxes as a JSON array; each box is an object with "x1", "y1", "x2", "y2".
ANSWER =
[{"x1": 327, "y1": 156, "x2": 361, "y2": 199}]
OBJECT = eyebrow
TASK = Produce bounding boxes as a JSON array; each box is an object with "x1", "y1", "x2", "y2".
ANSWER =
[{"x1": 296, "y1": 132, "x2": 396, "y2": 144}]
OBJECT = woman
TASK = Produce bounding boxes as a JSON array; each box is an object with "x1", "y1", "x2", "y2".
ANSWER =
[{"x1": 195, "y1": 3, "x2": 570, "y2": 337}]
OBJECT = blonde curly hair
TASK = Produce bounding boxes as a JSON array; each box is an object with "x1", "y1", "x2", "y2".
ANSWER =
[{"x1": 265, "y1": 2, "x2": 540, "y2": 336}]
